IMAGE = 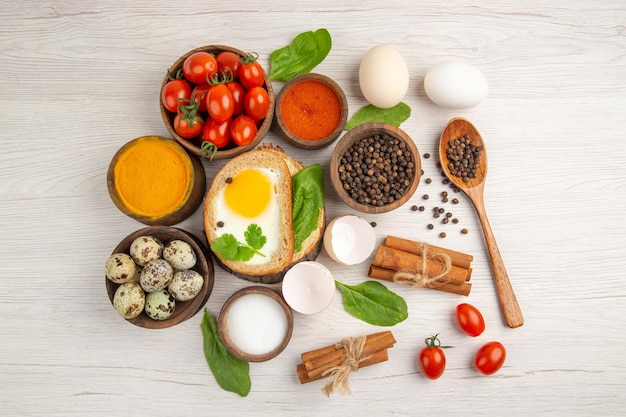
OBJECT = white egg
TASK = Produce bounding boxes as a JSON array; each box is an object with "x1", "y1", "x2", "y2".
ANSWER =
[
  {"x1": 424, "y1": 61, "x2": 489, "y2": 109},
  {"x1": 359, "y1": 44, "x2": 409, "y2": 109},
  {"x1": 214, "y1": 167, "x2": 282, "y2": 266}
]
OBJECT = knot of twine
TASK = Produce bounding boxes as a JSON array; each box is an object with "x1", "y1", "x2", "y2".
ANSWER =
[
  {"x1": 392, "y1": 243, "x2": 452, "y2": 288},
  {"x1": 320, "y1": 336, "x2": 370, "y2": 397}
]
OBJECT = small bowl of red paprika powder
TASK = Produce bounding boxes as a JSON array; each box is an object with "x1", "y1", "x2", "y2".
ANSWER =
[{"x1": 274, "y1": 73, "x2": 348, "y2": 150}]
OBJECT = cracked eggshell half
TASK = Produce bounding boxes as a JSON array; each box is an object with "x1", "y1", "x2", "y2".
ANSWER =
[
  {"x1": 282, "y1": 261, "x2": 335, "y2": 315},
  {"x1": 323, "y1": 215, "x2": 376, "y2": 265}
]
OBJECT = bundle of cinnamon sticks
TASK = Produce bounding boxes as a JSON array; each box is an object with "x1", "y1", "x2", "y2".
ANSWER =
[
  {"x1": 296, "y1": 331, "x2": 396, "y2": 387},
  {"x1": 368, "y1": 235, "x2": 473, "y2": 296}
]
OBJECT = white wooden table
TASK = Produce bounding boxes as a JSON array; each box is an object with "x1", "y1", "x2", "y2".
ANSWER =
[{"x1": 2, "y1": 1, "x2": 625, "y2": 415}]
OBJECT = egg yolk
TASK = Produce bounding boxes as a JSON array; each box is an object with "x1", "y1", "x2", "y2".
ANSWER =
[{"x1": 225, "y1": 169, "x2": 272, "y2": 218}]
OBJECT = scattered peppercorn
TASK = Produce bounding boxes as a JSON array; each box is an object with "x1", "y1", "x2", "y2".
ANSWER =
[
  {"x1": 217, "y1": 221, "x2": 224, "y2": 227},
  {"x1": 411, "y1": 205, "x2": 418, "y2": 211},
  {"x1": 427, "y1": 224, "x2": 434, "y2": 230},
  {"x1": 424, "y1": 153, "x2": 431, "y2": 159},
  {"x1": 441, "y1": 191, "x2": 448, "y2": 197},
  {"x1": 452, "y1": 218, "x2": 459, "y2": 224},
  {"x1": 425, "y1": 178, "x2": 432, "y2": 184},
  {"x1": 370, "y1": 222, "x2": 377, "y2": 228},
  {"x1": 461, "y1": 228, "x2": 468, "y2": 234},
  {"x1": 438, "y1": 208, "x2": 444, "y2": 213},
  {"x1": 446, "y1": 212, "x2": 452, "y2": 218},
  {"x1": 452, "y1": 198, "x2": 459, "y2": 204},
  {"x1": 442, "y1": 218, "x2": 449, "y2": 224},
  {"x1": 225, "y1": 177, "x2": 232, "y2": 184},
  {"x1": 439, "y1": 232, "x2": 446, "y2": 238},
  {"x1": 423, "y1": 194, "x2": 429, "y2": 200},
  {"x1": 418, "y1": 206, "x2": 425, "y2": 211},
  {"x1": 442, "y1": 197, "x2": 448, "y2": 203}
]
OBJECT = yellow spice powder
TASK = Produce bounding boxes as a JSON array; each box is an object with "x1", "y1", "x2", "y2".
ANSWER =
[{"x1": 114, "y1": 137, "x2": 191, "y2": 218}]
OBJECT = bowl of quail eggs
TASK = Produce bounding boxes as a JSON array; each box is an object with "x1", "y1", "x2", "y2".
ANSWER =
[{"x1": 105, "y1": 226, "x2": 215, "y2": 329}]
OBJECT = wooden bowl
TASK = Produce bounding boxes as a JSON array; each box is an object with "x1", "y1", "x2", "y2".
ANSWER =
[
  {"x1": 218, "y1": 286, "x2": 293, "y2": 362},
  {"x1": 105, "y1": 226, "x2": 215, "y2": 329},
  {"x1": 107, "y1": 136, "x2": 206, "y2": 226},
  {"x1": 330, "y1": 122, "x2": 421, "y2": 214},
  {"x1": 274, "y1": 73, "x2": 348, "y2": 150},
  {"x1": 159, "y1": 45, "x2": 275, "y2": 159}
]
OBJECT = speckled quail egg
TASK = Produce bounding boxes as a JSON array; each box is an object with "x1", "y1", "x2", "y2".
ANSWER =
[
  {"x1": 144, "y1": 289, "x2": 176, "y2": 320},
  {"x1": 140, "y1": 258, "x2": 173, "y2": 292},
  {"x1": 163, "y1": 239, "x2": 197, "y2": 270},
  {"x1": 168, "y1": 269, "x2": 204, "y2": 301},
  {"x1": 113, "y1": 282, "x2": 145, "y2": 319},
  {"x1": 129, "y1": 235, "x2": 164, "y2": 266},
  {"x1": 105, "y1": 253, "x2": 137, "y2": 284}
]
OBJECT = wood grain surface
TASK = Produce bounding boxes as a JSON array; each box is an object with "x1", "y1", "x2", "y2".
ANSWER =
[{"x1": 1, "y1": 1, "x2": 625, "y2": 416}]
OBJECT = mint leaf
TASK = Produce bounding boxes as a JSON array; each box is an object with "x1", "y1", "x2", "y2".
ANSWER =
[
  {"x1": 201, "y1": 310, "x2": 251, "y2": 397},
  {"x1": 244, "y1": 224, "x2": 266, "y2": 251},
  {"x1": 335, "y1": 280, "x2": 408, "y2": 326},
  {"x1": 344, "y1": 102, "x2": 411, "y2": 130}
]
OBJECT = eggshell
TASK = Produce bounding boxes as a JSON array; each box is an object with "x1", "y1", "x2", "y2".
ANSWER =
[
  {"x1": 424, "y1": 61, "x2": 488, "y2": 109},
  {"x1": 359, "y1": 44, "x2": 409, "y2": 109},
  {"x1": 323, "y1": 215, "x2": 376, "y2": 265},
  {"x1": 282, "y1": 261, "x2": 335, "y2": 315}
]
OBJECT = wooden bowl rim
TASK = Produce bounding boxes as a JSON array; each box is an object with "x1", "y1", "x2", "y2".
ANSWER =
[
  {"x1": 105, "y1": 226, "x2": 215, "y2": 329},
  {"x1": 218, "y1": 286, "x2": 294, "y2": 362},
  {"x1": 106, "y1": 136, "x2": 206, "y2": 226},
  {"x1": 274, "y1": 72, "x2": 348, "y2": 150},
  {"x1": 159, "y1": 45, "x2": 275, "y2": 160},
  {"x1": 330, "y1": 122, "x2": 421, "y2": 214}
]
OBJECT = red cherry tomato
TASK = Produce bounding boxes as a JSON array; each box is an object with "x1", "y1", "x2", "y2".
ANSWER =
[
  {"x1": 474, "y1": 341, "x2": 506, "y2": 375},
  {"x1": 191, "y1": 84, "x2": 211, "y2": 112},
  {"x1": 202, "y1": 117, "x2": 231, "y2": 149},
  {"x1": 226, "y1": 81, "x2": 245, "y2": 116},
  {"x1": 418, "y1": 334, "x2": 449, "y2": 380},
  {"x1": 216, "y1": 51, "x2": 242, "y2": 79},
  {"x1": 206, "y1": 84, "x2": 234, "y2": 123},
  {"x1": 455, "y1": 303, "x2": 486, "y2": 337},
  {"x1": 174, "y1": 113, "x2": 203, "y2": 139},
  {"x1": 161, "y1": 73, "x2": 191, "y2": 113},
  {"x1": 239, "y1": 53, "x2": 265, "y2": 89},
  {"x1": 244, "y1": 86, "x2": 270, "y2": 121},
  {"x1": 182, "y1": 52, "x2": 218, "y2": 85},
  {"x1": 230, "y1": 115, "x2": 257, "y2": 146}
]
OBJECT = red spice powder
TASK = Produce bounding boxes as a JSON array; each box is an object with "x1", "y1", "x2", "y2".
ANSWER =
[{"x1": 280, "y1": 80, "x2": 341, "y2": 142}]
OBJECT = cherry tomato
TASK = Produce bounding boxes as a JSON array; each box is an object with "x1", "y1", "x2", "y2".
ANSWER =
[
  {"x1": 202, "y1": 117, "x2": 231, "y2": 149},
  {"x1": 230, "y1": 115, "x2": 257, "y2": 146},
  {"x1": 216, "y1": 51, "x2": 242, "y2": 79},
  {"x1": 191, "y1": 84, "x2": 211, "y2": 112},
  {"x1": 239, "y1": 53, "x2": 265, "y2": 89},
  {"x1": 173, "y1": 98, "x2": 203, "y2": 139},
  {"x1": 418, "y1": 334, "x2": 449, "y2": 380},
  {"x1": 226, "y1": 81, "x2": 245, "y2": 116},
  {"x1": 174, "y1": 113, "x2": 203, "y2": 139},
  {"x1": 182, "y1": 52, "x2": 218, "y2": 85},
  {"x1": 474, "y1": 341, "x2": 506, "y2": 375},
  {"x1": 455, "y1": 303, "x2": 486, "y2": 337},
  {"x1": 161, "y1": 71, "x2": 191, "y2": 113},
  {"x1": 206, "y1": 84, "x2": 234, "y2": 123},
  {"x1": 244, "y1": 86, "x2": 270, "y2": 121}
]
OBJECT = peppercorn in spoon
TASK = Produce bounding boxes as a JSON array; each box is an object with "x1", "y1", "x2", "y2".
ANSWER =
[{"x1": 439, "y1": 118, "x2": 523, "y2": 328}]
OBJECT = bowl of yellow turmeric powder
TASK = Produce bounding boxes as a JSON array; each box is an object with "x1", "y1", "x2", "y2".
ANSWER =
[{"x1": 107, "y1": 136, "x2": 206, "y2": 226}]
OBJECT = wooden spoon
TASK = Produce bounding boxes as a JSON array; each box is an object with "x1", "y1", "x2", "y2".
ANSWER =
[{"x1": 439, "y1": 118, "x2": 523, "y2": 328}]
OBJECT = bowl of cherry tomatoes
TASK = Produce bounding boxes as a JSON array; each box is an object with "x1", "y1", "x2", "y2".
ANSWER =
[{"x1": 160, "y1": 45, "x2": 275, "y2": 160}]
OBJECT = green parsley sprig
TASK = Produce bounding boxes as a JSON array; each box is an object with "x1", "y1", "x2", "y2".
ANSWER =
[{"x1": 210, "y1": 224, "x2": 267, "y2": 262}]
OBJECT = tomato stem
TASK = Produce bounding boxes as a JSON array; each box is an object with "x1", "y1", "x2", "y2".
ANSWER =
[
  {"x1": 240, "y1": 52, "x2": 259, "y2": 64},
  {"x1": 199, "y1": 141, "x2": 218, "y2": 160},
  {"x1": 424, "y1": 334, "x2": 454, "y2": 349}
]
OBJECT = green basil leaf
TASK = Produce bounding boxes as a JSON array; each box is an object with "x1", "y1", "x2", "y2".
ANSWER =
[
  {"x1": 200, "y1": 309, "x2": 251, "y2": 397},
  {"x1": 335, "y1": 280, "x2": 408, "y2": 326},
  {"x1": 269, "y1": 29, "x2": 332, "y2": 81},
  {"x1": 292, "y1": 164, "x2": 324, "y2": 252},
  {"x1": 344, "y1": 102, "x2": 411, "y2": 130}
]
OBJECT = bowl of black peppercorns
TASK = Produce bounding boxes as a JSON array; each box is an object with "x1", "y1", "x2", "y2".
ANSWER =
[{"x1": 330, "y1": 122, "x2": 421, "y2": 214}]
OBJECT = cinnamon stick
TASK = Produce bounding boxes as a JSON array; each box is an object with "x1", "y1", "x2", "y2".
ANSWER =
[
  {"x1": 302, "y1": 331, "x2": 396, "y2": 371},
  {"x1": 385, "y1": 235, "x2": 473, "y2": 269},
  {"x1": 373, "y1": 246, "x2": 470, "y2": 285},
  {"x1": 297, "y1": 349, "x2": 389, "y2": 384},
  {"x1": 368, "y1": 265, "x2": 472, "y2": 296}
]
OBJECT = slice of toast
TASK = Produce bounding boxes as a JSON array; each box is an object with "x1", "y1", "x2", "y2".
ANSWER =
[{"x1": 204, "y1": 149, "x2": 295, "y2": 279}]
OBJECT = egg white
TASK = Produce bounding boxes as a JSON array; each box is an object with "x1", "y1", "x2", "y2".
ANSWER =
[{"x1": 214, "y1": 167, "x2": 282, "y2": 265}]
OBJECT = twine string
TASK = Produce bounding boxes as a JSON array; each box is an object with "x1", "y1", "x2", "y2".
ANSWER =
[
  {"x1": 392, "y1": 243, "x2": 452, "y2": 287},
  {"x1": 320, "y1": 336, "x2": 370, "y2": 397}
]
